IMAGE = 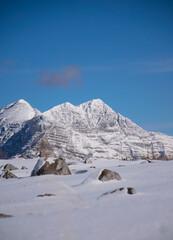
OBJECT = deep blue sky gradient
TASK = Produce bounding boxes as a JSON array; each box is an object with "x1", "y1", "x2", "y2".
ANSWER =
[{"x1": 0, "y1": 0, "x2": 173, "y2": 135}]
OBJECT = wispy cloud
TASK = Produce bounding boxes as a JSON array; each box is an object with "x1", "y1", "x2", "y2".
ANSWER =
[
  {"x1": 82, "y1": 59, "x2": 173, "y2": 74},
  {"x1": 132, "y1": 59, "x2": 173, "y2": 74},
  {"x1": 82, "y1": 66, "x2": 120, "y2": 72},
  {"x1": 0, "y1": 59, "x2": 18, "y2": 71},
  {"x1": 38, "y1": 65, "x2": 82, "y2": 87}
]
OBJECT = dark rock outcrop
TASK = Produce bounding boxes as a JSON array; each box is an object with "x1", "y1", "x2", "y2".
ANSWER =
[
  {"x1": 33, "y1": 158, "x2": 71, "y2": 176},
  {"x1": 98, "y1": 169, "x2": 121, "y2": 181}
]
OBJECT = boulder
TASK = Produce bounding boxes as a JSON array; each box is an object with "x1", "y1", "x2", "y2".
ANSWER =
[
  {"x1": 3, "y1": 164, "x2": 18, "y2": 171},
  {"x1": 127, "y1": 187, "x2": 136, "y2": 194},
  {"x1": 2, "y1": 170, "x2": 17, "y2": 179},
  {"x1": 98, "y1": 169, "x2": 121, "y2": 181},
  {"x1": 31, "y1": 158, "x2": 45, "y2": 176},
  {"x1": 32, "y1": 158, "x2": 71, "y2": 176},
  {"x1": 21, "y1": 166, "x2": 28, "y2": 170}
]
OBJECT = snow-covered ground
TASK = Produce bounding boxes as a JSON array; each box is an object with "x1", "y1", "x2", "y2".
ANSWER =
[{"x1": 0, "y1": 158, "x2": 173, "y2": 240}]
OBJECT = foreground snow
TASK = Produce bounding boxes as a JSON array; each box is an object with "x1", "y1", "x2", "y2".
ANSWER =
[{"x1": 0, "y1": 158, "x2": 173, "y2": 240}]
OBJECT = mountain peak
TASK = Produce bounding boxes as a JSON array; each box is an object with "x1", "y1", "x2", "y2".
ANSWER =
[
  {"x1": 0, "y1": 99, "x2": 39, "y2": 124},
  {"x1": 17, "y1": 99, "x2": 29, "y2": 104},
  {"x1": 78, "y1": 98, "x2": 115, "y2": 115},
  {"x1": 89, "y1": 98, "x2": 104, "y2": 104},
  {"x1": 79, "y1": 98, "x2": 105, "y2": 106}
]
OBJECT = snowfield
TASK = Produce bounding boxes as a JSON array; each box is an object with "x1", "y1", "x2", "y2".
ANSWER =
[{"x1": 0, "y1": 158, "x2": 173, "y2": 240}]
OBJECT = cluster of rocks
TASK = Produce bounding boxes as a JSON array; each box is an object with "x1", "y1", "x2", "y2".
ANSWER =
[
  {"x1": 97, "y1": 168, "x2": 136, "y2": 196},
  {"x1": 2, "y1": 164, "x2": 18, "y2": 179},
  {"x1": 1, "y1": 163, "x2": 28, "y2": 179},
  {"x1": 1, "y1": 159, "x2": 136, "y2": 198}
]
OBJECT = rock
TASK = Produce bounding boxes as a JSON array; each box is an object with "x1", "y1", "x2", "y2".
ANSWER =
[
  {"x1": 84, "y1": 158, "x2": 92, "y2": 164},
  {"x1": 127, "y1": 187, "x2": 136, "y2": 194},
  {"x1": 33, "y1": 158, "x2": 71, "y2": 176},
  {"x1": 21, "y1": 166, "x2": 28, "y2": 170},
  {"x1": 37, "y1": 193, "x2": 56, "y2": 197},
  {"x1": 2, "y1": 170, "x2": 17, "y2": 179},
  {"x1": 98, "y1": 169, "x2": 121, "y2": 181},
  {"x1": 31, "y1": 158, "x2": 45, "y2": 176},
  {"x1": 0, "y1": 213, "x2": 13, "y2": 218},
  {"x1": 18, "y1": 154, "x2": 28, "y2": 159},
  {"x1": 3, "y1": 164, "x2": 18, "y2": 171}
]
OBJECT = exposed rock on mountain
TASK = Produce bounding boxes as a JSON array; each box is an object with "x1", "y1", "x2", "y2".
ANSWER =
[{"x1": 0, "y1": 99, "x2": 173, "y2": 160}]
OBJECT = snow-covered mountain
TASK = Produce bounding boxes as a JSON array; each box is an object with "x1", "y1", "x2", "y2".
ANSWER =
[
  {"x1": 0, "y1": 100, "x2": 40, "y2": 148},
  {"x1": 0, "y1": 99, "x2": 173, "y2": 160}
]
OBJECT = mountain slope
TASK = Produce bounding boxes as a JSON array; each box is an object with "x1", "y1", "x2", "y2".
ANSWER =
[
  {"x1": 0, "y1": 99, "x2": 40, "y2": 147},
  {"x1": 0, "y1": 99, "x2": 173, "y2": 160}
]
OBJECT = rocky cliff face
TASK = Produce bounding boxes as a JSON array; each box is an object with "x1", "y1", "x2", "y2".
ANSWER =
[{"x1": 0, "y1": 99, "x2": 173, "y2": 160}]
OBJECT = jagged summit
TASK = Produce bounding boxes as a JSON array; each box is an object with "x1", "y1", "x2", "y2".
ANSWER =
[{"x1": 1, "y1": 99, "x2": 173, "y2": 160}]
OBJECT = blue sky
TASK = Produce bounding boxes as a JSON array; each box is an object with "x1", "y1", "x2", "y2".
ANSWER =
[{"x1": 0, "y1": 0, "x2": 173, "y2": 135}]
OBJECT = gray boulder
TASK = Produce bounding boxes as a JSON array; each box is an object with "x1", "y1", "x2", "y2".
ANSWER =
[
  {"x1": 127, "y1": 187, "x2": 136, "y2": 194},
  {"x1": 2, "y1": 170, "x2": 17, "y2": 179},
  {"x1": 32, "y1": 158, "x2": 71, "y2": 176},
  {"x1": 98, "y1": 169, "x2": 121, "y2": 181},
  {"x1": 3, "y1": 164, "x2": 18, "y2": 171}
]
